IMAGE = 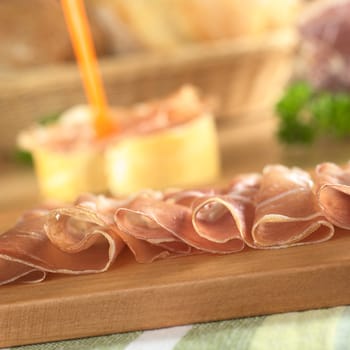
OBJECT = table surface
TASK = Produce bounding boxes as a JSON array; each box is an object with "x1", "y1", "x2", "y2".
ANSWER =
[{"x1": 1, "y1": 113, "x2": 350, "y2": 349}]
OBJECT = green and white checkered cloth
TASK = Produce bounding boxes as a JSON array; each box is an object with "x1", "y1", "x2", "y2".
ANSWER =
[{"x1": 7, "y1": 306, "x2": 350, "y2": 350}]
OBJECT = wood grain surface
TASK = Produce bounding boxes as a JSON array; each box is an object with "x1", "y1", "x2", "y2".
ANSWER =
[{"x1": 1, "y1": 209, "x2": 350, "y2": 347}]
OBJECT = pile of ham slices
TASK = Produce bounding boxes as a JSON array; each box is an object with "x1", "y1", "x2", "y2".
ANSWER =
[{"x1": 1, "y1": 162, "x2": 349, "y2": 286}]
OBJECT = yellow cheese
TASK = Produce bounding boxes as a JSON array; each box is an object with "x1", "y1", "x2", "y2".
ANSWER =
[
  {"x1": 19, "y1": 89, "x2": 221, "y2": 201},
  {"x1": 32, "y1": 147, "x2": 107, "y2": 202},
  {"x1": 105, "y1": 113, "x2": 220, "y2": 196},
  {"x1": 18, "y1": 105, "x2": 107, "y2": 202}
]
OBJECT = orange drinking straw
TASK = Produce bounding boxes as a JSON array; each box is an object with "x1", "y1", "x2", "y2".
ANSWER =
[{"x1": 61, "y1": 0, "x2": 116, "y2": 137}]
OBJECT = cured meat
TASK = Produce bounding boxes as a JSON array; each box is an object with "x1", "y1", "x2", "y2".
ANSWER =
[
  {"x1": 114, "y1": 174, "x2": 262, "y2": 255},
  {"x1": 315, "y1": 162, "x2": 350, "y2": 229},
  {"x1": 0, "y1": 210, "x2": 48, "y2": 286},
  {"x1": 114, "y1": 193, "x2": 193, "y2": 262},
  {"x1": 0, "y1": 164, "x2": 343, "y2": 287},
  {"x1": 0, "y1": 197, "x2": 125, "y2": 285},
  {"x1": 115, "y1": 196, "x2": 200, "y2": 253},
  {"x1": 251, "y1": 165, "x2": 334, "y2": 248},
  {"x1": 191, "y1": 195, "x2": 252, "y2": 246},
  {"x1": 191, "y1": 173, "x2": 261, "y2": 247},
  {"x1": 115, "y1": 193, "x2": 247, "y2": 255},
  {"x1": 113, "y1": 229, "x2": 174, "y2": 263},
  {"x1": 163, "y1": 188, "x2": 216, "y2": 207},
  {"x1": 226, "y1": 173, "x2": 261, "y2": 199}
]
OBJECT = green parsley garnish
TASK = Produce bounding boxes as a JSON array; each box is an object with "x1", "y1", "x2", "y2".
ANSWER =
[
  {"x1": 37, "y1": 112, "x2": 61, "y2": 126},
  {"x1": 276, "y1": 81, "x2": 350, "y2": 144}
]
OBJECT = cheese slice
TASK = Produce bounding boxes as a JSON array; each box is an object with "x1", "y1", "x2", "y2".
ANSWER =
[
  {"x1": 32, "y1": 147, "x2": 107, "y2": 202},
  {"x1": 105, "y1": 113, "x2": 220, "y2": 196}
]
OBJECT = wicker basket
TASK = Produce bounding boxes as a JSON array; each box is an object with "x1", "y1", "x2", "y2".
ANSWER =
[{"x1": 0, "y1": 28, "x2": 298, "y2": 153}]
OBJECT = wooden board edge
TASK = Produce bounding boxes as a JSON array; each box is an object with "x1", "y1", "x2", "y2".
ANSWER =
[{"x1": 1, "y1": 259, "x2": 349, "y2": 347}]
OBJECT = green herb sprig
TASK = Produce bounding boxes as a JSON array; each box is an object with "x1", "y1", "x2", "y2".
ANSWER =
[{"x1": 276, "y1": 81, "x2": 350, "y2": 144}]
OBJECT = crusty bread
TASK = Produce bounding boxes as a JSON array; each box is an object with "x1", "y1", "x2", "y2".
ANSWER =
[
  {"x1": 107, "y1": 0, "x2": 184, "y2": 49},
  {"x1": 96, "y1": 0, "x2": 301, "y2": 50}
]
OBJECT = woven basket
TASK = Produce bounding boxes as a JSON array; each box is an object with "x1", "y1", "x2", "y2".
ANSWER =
[{"x1": 0, "y1": 28, "x2": 298, "y2": 153}]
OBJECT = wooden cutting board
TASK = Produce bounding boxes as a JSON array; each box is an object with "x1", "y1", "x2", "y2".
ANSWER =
[{"x1": 1, "y1": 208, "x2": 350, "y2": 347}]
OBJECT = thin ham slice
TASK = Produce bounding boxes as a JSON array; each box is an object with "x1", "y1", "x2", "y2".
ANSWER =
[
  {"x1": 225, "y1": 173, "x2": 261, "y2": 199},
  {"x1": 315, "y1": 162, "x2": 350, "y2": 229},
  {"x1": 115, "y1": 175, "x2": 262, "y2": 255},
  {"x1": 115, "y1": 196, "x2": 199, "y2": 254},
  {"x1": 191, "y1": 173, "x2": 261, "y2": 247},
  {"x1": 191, "y1": 195, "x2": 253, "y2": 248},
  {"x1": 163, "y1": 188, "x2": 217, "y2": 207},
  {"x1": 112, "y1": 191, "x2": 194, "y2": 262},
  {"x1": 0, "y1": 210, "x2": 48, "y2": 285},
  {"x1": 115, "y1": 196, "x2": 245, "y2": 254},
  {"x1": 251, "y1": 165, "x2": 334, "y2": 248},
  {"x1": 113, "y1": 229, "x2": 174, "y2": 263},
  {"x1": 0, "y1": 197, "x2": 125, "y2": 285}
]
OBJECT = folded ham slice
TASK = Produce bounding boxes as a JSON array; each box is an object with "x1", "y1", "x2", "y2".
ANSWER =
[
  {"x1": 315, "y1": 162, "x2": 350, "y2": 229},
  {"x1": 115, "y1": 177, "x2": 254, "y2": 261},
  {"x1": 114, "y1": 193, "x2": 194, "y2": 262},
  {"x1": 0, "y1": 209, "x2": 48, "y2": 286},
  {"x1": 251, "y1": 165, "x2": 334, "y2": 248},
  {"x1": 116, "y1": 196, "x2": 212, "y2": 254},
  {"x1": 0, "y1": 197, "x2": 125, "y2": 285},
  {"x1": 191, "y1": 173, "x2": 261, "y2": 248}
]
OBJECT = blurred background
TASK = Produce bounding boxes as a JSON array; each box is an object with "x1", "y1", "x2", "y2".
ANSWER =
[
  {"x1": 0, "y1": 0, "x2": 300, "y2": 150},
  {"x1": 2, "y1": 0, "x2": 350, "y2": 207}
]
